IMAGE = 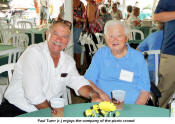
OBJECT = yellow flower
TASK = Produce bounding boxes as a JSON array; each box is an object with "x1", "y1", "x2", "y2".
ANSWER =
[
  {"x1": 85, "y1": 109, "x2": 93, "y2": 116},
  {"x1": 92, "y1": 104, "x2": 99, "y2": 113},
  {"x1": 115, "y1": 111, "x2": 120, "y2": 117},
  {"x1": 93, "y1": 104, "x2": 99, "y2": 110},
  {"x1": 99, "y1": 101, "x2": 116, "y2": 112}
]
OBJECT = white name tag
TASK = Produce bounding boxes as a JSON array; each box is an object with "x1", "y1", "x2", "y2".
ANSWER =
[{"x1": 119, "y1": 69, "x2": 134, "y2": 82}]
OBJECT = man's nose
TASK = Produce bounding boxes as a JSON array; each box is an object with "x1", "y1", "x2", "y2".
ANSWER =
[{"x1": 55, "y1": 35, "x2": 65, "y2": 43}]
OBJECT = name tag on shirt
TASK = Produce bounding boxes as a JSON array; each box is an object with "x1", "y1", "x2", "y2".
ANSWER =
[{"x1": 119, "y1": 69, "x2": 134, "y2": 82}]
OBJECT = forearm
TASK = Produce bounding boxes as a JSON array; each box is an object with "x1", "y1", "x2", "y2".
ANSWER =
[
  {"x1": 89, "y1": 80, "x2": 104, "y2": 94},
  {"x1": 35, "y1": 100, "x2": 51, "y2": 110},
  {"x1": 135, "y1": 90, "x2": 150, "y2": 105},
  {"x1": 78, "y1": 85, "x2": 101, "y2": 102},
  {"x1": 88, "y1": 80, "x2": 111, "y2": 102},
  {"x1": 153, "y1": 11, "x2": 175, "y2": 22}
]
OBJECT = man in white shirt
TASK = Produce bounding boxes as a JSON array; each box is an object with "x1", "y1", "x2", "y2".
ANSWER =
[
  {"x1": 127, "y1": 6, "x2": 141, "y2": 28},
  {"x1": 0, "y1": 20, "x2": 101, "y2": 117}
]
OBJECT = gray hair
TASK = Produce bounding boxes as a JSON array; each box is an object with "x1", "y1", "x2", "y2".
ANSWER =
[{"x1": 104, "y1": 20, "x2": 130, "y2": 36}]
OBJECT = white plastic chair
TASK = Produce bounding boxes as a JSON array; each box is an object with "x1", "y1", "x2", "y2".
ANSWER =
[
  {"x1": 0, "y1": 23, "x2": 14, "y2": 29},
  {"x1": 142, "y1": 50, "x2": 161, "y2": 106},
  {"x1": 0, "y1": 63, "x2": 15, "y2": 104},
  {"x1": 143, "y1": 50, "x2": 175, "y2": 105},
  {"x1": 130, "y1": 29, "x2": 144, "y2": 40},
  {"x1": 94, "y1": 33, "x2": 106, "y2": 49},
  {"x1": 85, "y1": 34, "x2": 98, "y2": 56},
  {"x1": 142, "y1": 50, "x2": 160, "y2": 86},
  {"x1": 63, "y1": 87, "x2": 72, "y2": 105},
  {"x1": 94, "y1": 33, "x2": 105, "y2": 44},
  {"x1": 17, "y1": 21, "x2": 33, "y2": 29},
  {"x1": 0, "y1": 48, "x2": 23, "y2": 104},
  {"x1": 0, "y1": 48, "x2": 24, "y2": 64},
  {"x1": 149, "y1": 27, "x2": 157, "y2": 34},
  {"x1": 0, "y1": 29, "x2": 16, "y2": 45},
  {"x1": 12, "y1": 33, "x2": 29, "y2": 48}
]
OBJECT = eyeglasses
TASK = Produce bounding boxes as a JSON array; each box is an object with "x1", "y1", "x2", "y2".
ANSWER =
[{"x1": 54, "y1": 18, "x2": 72, "y2": 30}]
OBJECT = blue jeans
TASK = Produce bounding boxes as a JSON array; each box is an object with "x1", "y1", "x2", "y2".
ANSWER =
[{"x1": 73, "y1": 27, "x2": 82, "y2": 54}]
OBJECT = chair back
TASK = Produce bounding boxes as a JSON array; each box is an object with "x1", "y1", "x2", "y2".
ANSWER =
[
  {"x1": 0, "y1": 29, "x2": 15, "y2": 45},
  {"x1": 0, "y1": 63, "x2": 15, "y2": 104},
  {"x1": 0, "y1": 63, "x2": 15, "y2": 83},
  {"x1": 142, "y1": 50, "x2": 160, "y2": 86},
  {"x1": 130, "y1": 29, "x2": 144, "y2": 40},
  {"x1": 143, "y1": 50, "x2": 161, "y2": 106},
  {"x1": 17, "y1": 21, "x2": 33, "y2": 29},
  {"x1": 0, "y1": 48, "x2": 24, "y2": 64},
  {"x1": 94, "y1": 33, "x2": 105, "y2": 44},
  {"x1": 94, "y1": 33, "x2": 106, "y2": 48},
  {"x1": 12, "y1": 33, "x2": 29, "y2": 48},
  {"x1": 85, "y1": 34, "x2": 98, "y2": 56},
  {"x1": 149, "y1": 27, "x2": 157, "y2": 34}
]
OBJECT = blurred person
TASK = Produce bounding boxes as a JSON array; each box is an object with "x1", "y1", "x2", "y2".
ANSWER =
[
  {"x1": 137, "y1": 22, "x2": 164, "y2": 83},
  {"x1": 100, "y1": 5, "x2": 112, "y2": 24},
  {"x1": 40, "y1": 0, "x2": 50, "y2": 25},
  {"x1": 105, "y1": 0, "x2": 112, "y2": 13},
  {"x1": 73, "y1": 0, "x2": 85, "y2": 71},
  {"x1": 84, "y1": 20, "x2": 150, "y2": 104},
  {"x1": 126, "y1": 5, "x2": 132, "y2": 20},
  {"x1": 57, "y1": 4, "x2": 64, "y2": 20},
  {"x1": 0, "y1": 20, "x2": 102, "y2": 117},
  {"x1": 110, "y1": 3, "x2": 123, "y2": 20},
  {"x1": 116, "y1": 1, "x2": 122, "y2": 11},
  {"x1": 84, "y1": 0, "x2": 103, "y2": 33},
  {"x1": 127, "y1": 6, "x2": 141, "y2": 28},
  {"x1": 153, "y1": 0, "x2": 175, "y2": 108}
]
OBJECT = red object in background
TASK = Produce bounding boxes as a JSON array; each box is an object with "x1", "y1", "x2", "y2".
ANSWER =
[
  {"x1": 96, "y1": 0, "x2": 102, "y2": 3},
  {"x1": 34, "y1": 0, "x2": 39, "y2": 14}
]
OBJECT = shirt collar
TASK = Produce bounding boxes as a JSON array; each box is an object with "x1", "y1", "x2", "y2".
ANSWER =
[{"x1": 108, "y1": 44, "x2": 130, "y2": 60}]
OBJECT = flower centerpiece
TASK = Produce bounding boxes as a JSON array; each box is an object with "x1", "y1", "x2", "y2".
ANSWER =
[{"x1": 85, "y1": 101, "x2": 120, "y2": 117}]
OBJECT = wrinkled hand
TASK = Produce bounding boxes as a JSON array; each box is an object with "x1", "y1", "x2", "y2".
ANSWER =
[
  {"x1": 90, "y1": 92, "x2": 103, "y2": 102},
  {"x1": 91, "y1": 97, "x2": 103, "y2": 102}
]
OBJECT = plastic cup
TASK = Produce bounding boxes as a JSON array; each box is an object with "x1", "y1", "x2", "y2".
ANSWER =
[
  {"x1": 50, "y1": 98, "x2": 64, "y2": 117},
  {"x1": 111, "y1": 90, "x2": 126, "y2": 110}
]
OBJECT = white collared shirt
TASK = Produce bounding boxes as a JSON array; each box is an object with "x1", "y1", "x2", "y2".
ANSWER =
[{"x1": 4, "y1": 41, "x2": 89, "y2": 112}]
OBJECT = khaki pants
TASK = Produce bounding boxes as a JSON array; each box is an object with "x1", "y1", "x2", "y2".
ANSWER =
[{"x1": 158, "y1": 54, "x2": 175, "y2": 108}]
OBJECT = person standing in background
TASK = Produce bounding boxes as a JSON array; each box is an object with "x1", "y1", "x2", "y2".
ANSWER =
[
  {"x1": 153, "y1": 0, "x2": 175, "y2": 108},
  {"x1": 110, "y1": 3, "x2": 123, "y2": 20},
  {"x1": 105, "y1": 0, "x2": 112, "y2": 12},
  {"x1": 100, "y1": 5, "x2": 112, "y2": 25},
  {"x1": 40, "y1": 0, "x2": 50, "y2": 25},
  {"x1": 126, "y1": 5, "x2": 132, "y2": 20},
  {"x1": 57, "y1": 4, "x2": 64, "y2": 20},
  {"x1": 73, "y1": 0, "x2": 85, "y2": 72}
]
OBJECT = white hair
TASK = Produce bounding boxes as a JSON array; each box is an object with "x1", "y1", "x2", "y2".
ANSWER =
[{"x1": 104, "y1": 20, "x2": 130, "y2": 36}]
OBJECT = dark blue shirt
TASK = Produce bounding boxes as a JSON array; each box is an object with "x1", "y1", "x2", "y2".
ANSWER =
[{"x1": 155, "y1": 0, "x2": 175, "y2": 55}]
